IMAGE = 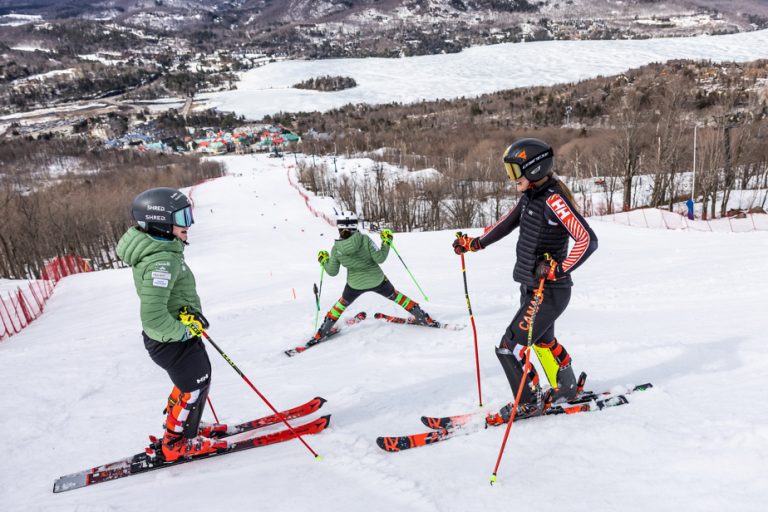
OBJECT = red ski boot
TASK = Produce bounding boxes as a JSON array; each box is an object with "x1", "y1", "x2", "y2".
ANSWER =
[{"x1": 160, "y1": 432, "x2": 226, "y2": 462}]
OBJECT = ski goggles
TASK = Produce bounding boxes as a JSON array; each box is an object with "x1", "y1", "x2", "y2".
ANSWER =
[
  {"x1": 172, "y1": 206, "x2": 194, "y2": 227},
  {"x1": 504, "y1": 161, "x2": 523, "y2": 180},
  {"x1": 337, "y1": 218, "x2": 358, "y2": 230}
]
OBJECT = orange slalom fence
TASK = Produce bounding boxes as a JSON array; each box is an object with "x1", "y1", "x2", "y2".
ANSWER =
[{"x1": 1, "y1": 256, "x2": 91, "y2": 342}]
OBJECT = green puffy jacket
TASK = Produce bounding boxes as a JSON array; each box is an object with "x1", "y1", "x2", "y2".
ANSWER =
[
  {"x1": 116, "y1": 227, "x2": 202, "y2": 342},
  {"x1": 323, "y1": 231, "x2": 390, "y2": 290}
]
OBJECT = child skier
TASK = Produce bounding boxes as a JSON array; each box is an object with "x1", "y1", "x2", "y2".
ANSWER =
[
  {"x1": 452, "y1": 138, "x2": 598, "y2": 425},
  {"x1": 117, "y1": 187, "x2": 225, "y2": 461},
  {"x1": 312, "y1": 211, "x2": 436, "y2": 343}
]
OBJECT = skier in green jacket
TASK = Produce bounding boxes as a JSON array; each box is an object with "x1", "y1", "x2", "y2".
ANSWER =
[
  {"x1": 312, "y1": 211, "x2": 436, "y2": 343},
  {"x1": 116, "y1": 187, "x2": 224, "y2": 462}
]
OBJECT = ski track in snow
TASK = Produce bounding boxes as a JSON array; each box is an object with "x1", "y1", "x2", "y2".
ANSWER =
[{"x1": 1, "y1": 154, "x2": 767, "y2": 511}]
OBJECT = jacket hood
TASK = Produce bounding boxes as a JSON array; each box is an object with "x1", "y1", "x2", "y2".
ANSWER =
[{"x1": 116, "y1": 226, "x2": 183, "y2": 267}]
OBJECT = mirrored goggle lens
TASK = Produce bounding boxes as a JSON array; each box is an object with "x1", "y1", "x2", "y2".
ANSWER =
[
  {"x1": 173, "y1": 206, "x2": 194, "y2": 227},
  {"x1": 504, "y1": 162, "x2": 523, "y2": 180}
]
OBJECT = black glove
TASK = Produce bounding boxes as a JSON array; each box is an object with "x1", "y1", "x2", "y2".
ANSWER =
[
  {"x1": 534, "y1": 258, "x2": 562, "y2": 281},
  {"x1": 452, "y1": 232, "x2": 482, "y2": 254}
]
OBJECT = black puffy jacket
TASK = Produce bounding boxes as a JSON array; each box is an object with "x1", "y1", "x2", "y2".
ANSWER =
[{"x1": 477, "y1": 177, "x2": 597, "y2": 289}]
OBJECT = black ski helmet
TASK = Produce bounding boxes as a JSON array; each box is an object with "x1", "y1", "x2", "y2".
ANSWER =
[
  {"x1": 131, "y1": 187, "x2": 193, "y2": 238},
  {"x1": 502, "y1": 138, "x2": 554, "y2": 182}
]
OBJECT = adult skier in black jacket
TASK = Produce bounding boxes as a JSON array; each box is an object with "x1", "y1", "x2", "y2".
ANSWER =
[{"x1": 452, "y1": 138, "x2": 597, "y2": 424}]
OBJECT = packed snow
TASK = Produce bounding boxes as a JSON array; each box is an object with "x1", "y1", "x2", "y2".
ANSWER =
[
  {"x1": 10, "y1": 44, "x2": 51, "y2": 52},
  {"x1": 0, "y1": 14, "x2": 42, "y2": 26},
  {"x1": 202, "y1": 29, "x2": 768, "y2": 119},
  {"x1": 1, "y1": 154, "x2": 766, "y2": 511}
]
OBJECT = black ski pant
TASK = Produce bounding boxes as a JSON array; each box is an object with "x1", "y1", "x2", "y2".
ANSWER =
[
  {"x1": 496, "y1": 285, "x2": 572, "y2": 404},
  {"x1": 318, "y1": 277, "x2": 422, "y2": 336},
  {"x1": 341, "y1": 277, "x2": 397, "y2": 304},
  {"x1": 144, "y1": 333, "x2": 212, "y2": 392},
  {"x1": 326, "y1": 277, "x2": 415, "y2": 321},
  {"x1": 144, "y1": 333, "x2": 211, "y2": 437},
  {"x1": 501, "y1": 284, "x2": 571, "y2": 350}
]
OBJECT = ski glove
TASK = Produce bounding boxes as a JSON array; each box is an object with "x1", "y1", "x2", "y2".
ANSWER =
[
  {"x1": 317, "y1": 250, "x2": 330, "y2": 264},
  {"x1": 453, "y1": 232, "x2": 482, "y2": 254},
  {"x1": 534, "y1": 257, "x2": 562, "y2": 282},
  {"x1": 380, "y1": 229, "x2": 393, "y2": 246},
  {"x1": 179, "y1": 307, "x2": 209, "y2": 338}
]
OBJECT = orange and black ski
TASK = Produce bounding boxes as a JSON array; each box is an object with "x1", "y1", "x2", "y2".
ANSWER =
[
  {"x1": 373, "y1": 312, "x2": 465, "y2": 331},
  {"x1": 285, "y1": 312, "x2": 367, "y2": 356},
  {"x1": 377, "y1": 383, "x2": 652, "y2": 452}
]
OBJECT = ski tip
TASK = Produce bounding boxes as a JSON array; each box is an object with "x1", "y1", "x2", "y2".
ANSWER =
[
  {"x1": 313, "y1": 396, "x2": 328, "y2": 406},
  {"x1": 373, "y1": 312, "x2": 385, "y2": 319},
  {"x1": 358, "y1": 311, "x2": 367, "y2": 319}
]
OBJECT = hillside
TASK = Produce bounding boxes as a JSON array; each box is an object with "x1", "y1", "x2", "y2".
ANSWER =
[{"x1": 0, "y1": 153, "x2": 765, "y2": 511}]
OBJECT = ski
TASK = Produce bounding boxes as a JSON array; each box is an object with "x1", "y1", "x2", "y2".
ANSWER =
[
  {"x1": 377, "y1": 383, "x2": 652, "y2": 452},
  {"x1": 209, "y1": 396, "x2": 327, "y2": 437},
  {"x1": 285, "y1": 312, "x2": 367, "y2": 356},
  {"x1": 373, "y1": 312, "x2": 465, "y2": 331},
  {"x1": 53, "y1": 415, "x2": 331, "y2": 493},
  {"x1": 422, "y1": 383, "x2": 653, "y2": 430}
]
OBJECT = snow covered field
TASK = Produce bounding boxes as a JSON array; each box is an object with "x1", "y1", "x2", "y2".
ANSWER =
[
  {"x1": 202, "y1": 29, "x2": 768, "y2": 119},
  {"x1": 1, "y1": 154, "x2": 767, "y2": 511}
]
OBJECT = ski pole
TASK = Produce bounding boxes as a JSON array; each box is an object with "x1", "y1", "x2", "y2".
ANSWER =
[
  {"x1": 389, "y1": 242, "x2": 429, "y2": 302},
  {"x1": 313, "y1": 283, "x2": 320, "y2": 330},
  {"x1": 456, "y1": 232, "x2": 482, "y2": 407},
  {"x1": 314, "y1": 266, "x2": 325, "y2": 330},
  {"x1": 200, "y1": 330, "x2": 322, "y2": 459},
  {"x1": 490, "y1": 274, "x2": 548, "y2": 485},
  {"x1": 206, "y1": 396, "x2": 220, "y2": 424}
]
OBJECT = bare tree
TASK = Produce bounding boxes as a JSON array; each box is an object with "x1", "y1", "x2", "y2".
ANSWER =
[
  {"x1": 610, "y1": 93, "x2": 647, "y2": 211},
  {"x1": 696, "y1": 125, "x2": 725, "y2": 220},
  {"x1": 420, "y1": 177, "x2": 447, "y2": 230},
  {"x1": 444, "y1": 179, "x2": 479, "y2": 229}
]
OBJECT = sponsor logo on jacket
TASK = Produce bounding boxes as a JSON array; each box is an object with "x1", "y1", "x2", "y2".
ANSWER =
[{"x1": 546, "y1": 195, "x2": 573, "y2": 222}]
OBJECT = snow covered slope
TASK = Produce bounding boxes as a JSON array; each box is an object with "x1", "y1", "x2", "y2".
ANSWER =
[{"x1": 1, "y1": 154, "x2": 766, "y2": 511}]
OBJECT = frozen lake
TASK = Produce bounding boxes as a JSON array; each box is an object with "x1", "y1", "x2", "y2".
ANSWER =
[{"x1": 202, "y1": 29, "x2": 768, "y2": 119}]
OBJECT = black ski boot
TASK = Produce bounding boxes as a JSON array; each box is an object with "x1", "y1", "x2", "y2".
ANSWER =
[
  {"x1": 487, "y1": 388, "x2": 554, "y2": 426},
  {"x1": 486, "y1": 341, "x2": 542, "y2": 426},
  {"x1": 311, "y1": 316, "x2": 338, "y2": 344},
  {"x1": 551, "y1": 363, "x2": 578, "y2": 402},
  {"x1": 409, "y1": 304, "x2": 438, "y2": 327}
]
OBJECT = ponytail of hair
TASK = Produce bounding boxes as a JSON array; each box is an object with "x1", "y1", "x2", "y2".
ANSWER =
[{"x1": 555, "y1": 175, "x2": 579, "y2": 214}]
